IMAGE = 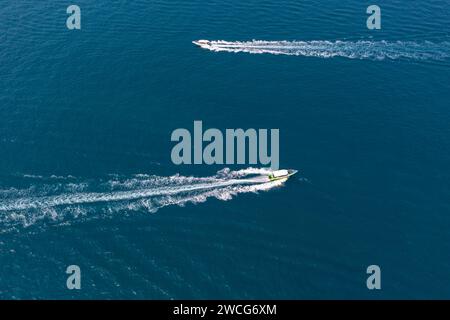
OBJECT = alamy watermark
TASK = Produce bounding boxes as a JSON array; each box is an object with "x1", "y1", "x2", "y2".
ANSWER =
[
  {"x1": 171, "y1": 121, "x2": 279, "y2": 169},
  {"x1": 66, "y1": 5, "x2": 81, "y2": 30},
  {"x1": 366, "y1": 5, "x2": 381, "y2": 30},
  {"x1": 366, "y1": 265, "x2": 381, "y2": 290},
  {"x1": 66, "y1": 265, "x2": 81, "y2": 290},
  {"x1": 64, "y1": 5, "x2": 380, "y2": 32}
]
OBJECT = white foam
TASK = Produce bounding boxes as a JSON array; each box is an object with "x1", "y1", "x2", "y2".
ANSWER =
[
  {"x1": 0, "y1": 168, "x2": 289, "y2": 231},
  {"x1": 195, "y1": 40, "x2": 450, "y2": 61}
]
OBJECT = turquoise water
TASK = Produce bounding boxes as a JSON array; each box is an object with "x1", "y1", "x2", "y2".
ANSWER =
[{"x1": 0, "y1": 0, "x2": 449, "y2": 298}]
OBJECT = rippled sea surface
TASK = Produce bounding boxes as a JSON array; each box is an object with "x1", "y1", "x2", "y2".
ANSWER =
[{"x1": 0, "y1": 0, "x2": 449, "y2": 298}]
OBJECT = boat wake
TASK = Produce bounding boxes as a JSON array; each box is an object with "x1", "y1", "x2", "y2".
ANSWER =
[
  {"x1": 0, "y1": 168, "x2": 285, "y2": 232},
  {"x1": 194, "y1": 40, "x2": 450, "y2": 61}
]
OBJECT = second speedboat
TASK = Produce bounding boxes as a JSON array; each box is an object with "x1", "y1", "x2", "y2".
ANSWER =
[{"x1": 192, "y1": 40, "x2": 212, "y2": 48}]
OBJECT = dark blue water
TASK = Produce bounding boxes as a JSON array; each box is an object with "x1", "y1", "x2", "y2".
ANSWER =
[{"x1": 1, "y1": 0, "x2": 449, "y2": 299}]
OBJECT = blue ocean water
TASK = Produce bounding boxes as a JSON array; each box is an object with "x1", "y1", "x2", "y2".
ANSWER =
[{"x1": 0, "y1": 0, "x2": 449, "y2": 299}]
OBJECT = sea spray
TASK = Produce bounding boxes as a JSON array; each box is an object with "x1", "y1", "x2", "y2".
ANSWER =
[
  {"x1": 194, "y1": 40, "x2": 450, "y2": 61},
  {"x1": 0, "y1": 168, "x2": 287, "y2": 232}
]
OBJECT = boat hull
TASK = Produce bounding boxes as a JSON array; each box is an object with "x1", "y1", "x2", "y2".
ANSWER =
[{"x1": 268, "y1": 169, "x2": 298, "y2": 181}]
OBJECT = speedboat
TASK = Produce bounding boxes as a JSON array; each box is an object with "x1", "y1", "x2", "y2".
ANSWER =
[
  {"x1": 192, "y1": 40, "x2": 212, "y2": 48},
  {"x1": 268, "y1": 169, "x2": 298, "y2": 182}
]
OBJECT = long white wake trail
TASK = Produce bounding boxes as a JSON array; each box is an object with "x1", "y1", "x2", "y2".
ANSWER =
[
  {"x1": 195, "y1": 40, "x2": 450, "y2": 61},
  {"x1": 0, "y1": 168, "x2": 285, "y2": 231}
]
